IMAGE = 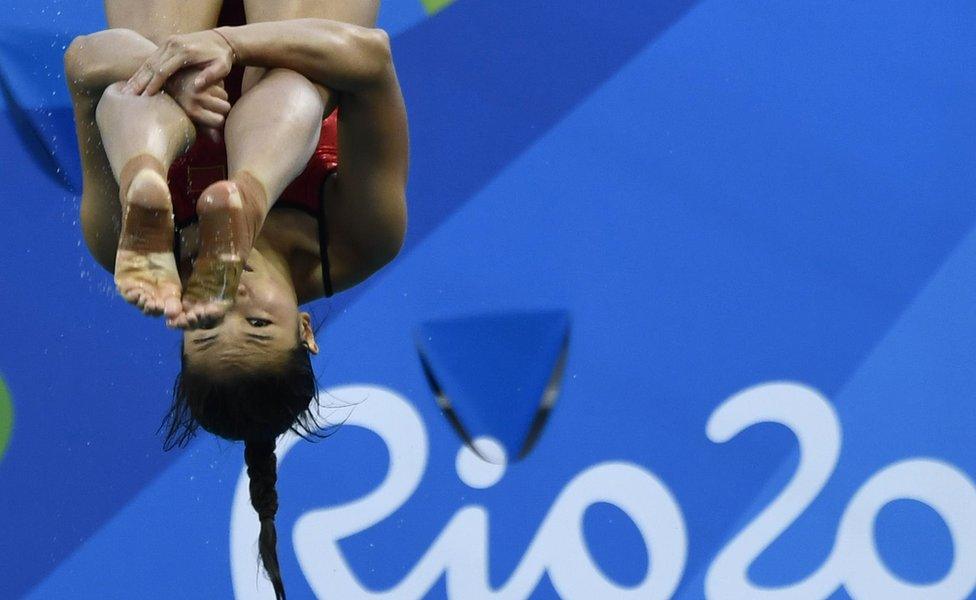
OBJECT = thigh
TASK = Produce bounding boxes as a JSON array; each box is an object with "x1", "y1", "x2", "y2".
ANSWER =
[
  {"x1": 104, "y1": 0, "x2": 224, "y2": 43},
  {"x1": 74, "y1": 79, "x2": 122, "y2": 272},
  {"x1": 243, "y1": 0, "x2": 379, "y2": 27}
]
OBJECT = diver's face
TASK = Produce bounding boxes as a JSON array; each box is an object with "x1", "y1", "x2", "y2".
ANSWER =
[{"x1": 182, "y1": 262, "x2": 318, "y2": 374}]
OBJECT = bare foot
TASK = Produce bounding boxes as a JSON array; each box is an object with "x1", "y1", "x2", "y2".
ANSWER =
[
  {"x1": 176, "y1": 180, "x2": 257, "y2": 329},
  {"x1": 114, "y1": 156, "x2": 182, "y2": 319}
]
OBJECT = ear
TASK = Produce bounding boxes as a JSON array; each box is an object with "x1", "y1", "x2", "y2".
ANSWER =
[{"x1": 299, "y1": 312, "x2": 320, "y2": 354}]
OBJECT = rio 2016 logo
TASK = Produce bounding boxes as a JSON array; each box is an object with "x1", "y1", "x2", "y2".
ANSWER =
[{"x1": 230, "y1": 383, "x2": 976, "y2": 599}]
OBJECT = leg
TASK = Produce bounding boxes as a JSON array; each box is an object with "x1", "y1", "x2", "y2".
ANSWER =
[
  {"x1": 72, "y1": 1, "x2": 221, "y2": 300},
  {"x1": 105, "y1": 0, "x2": 223, "y2": 44},
  {"x1": 96, "y1": 83, "x2": 196, "y2": 318},
  {"x1": 179, "y1": 68, "x2": 325, "y2": 327},
  {"x1": 67, "y1": 29, "x2": 159, "y2": 272},
  {"x1": 179, "y1": 0, "x2": 379, "y2": 326}
]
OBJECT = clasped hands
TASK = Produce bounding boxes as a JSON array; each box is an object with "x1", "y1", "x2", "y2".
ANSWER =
[{"x1": 124, "y1": 30, "x2": 237, "y2": 136}]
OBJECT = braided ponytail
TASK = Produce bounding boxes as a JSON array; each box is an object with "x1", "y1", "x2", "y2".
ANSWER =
[
  {"x1": 164, "y1": 342, "x2": 339, "y2": 598},
  {"x1": 244, "y1": 439, "x2": 286, "y2": 599}
]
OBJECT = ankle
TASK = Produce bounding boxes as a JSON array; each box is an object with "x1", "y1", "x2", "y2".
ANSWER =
[
  {"x1": 118, "y1": 154, "x2": 167, "y2": 204},
  {"x1": 230, "y1": 171, "x2": 270, "y2": 245}
]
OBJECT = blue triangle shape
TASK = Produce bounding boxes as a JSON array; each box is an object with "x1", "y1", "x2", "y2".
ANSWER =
[{"x1": 415, "y1": 310, "x2": 570, "y2": 459}]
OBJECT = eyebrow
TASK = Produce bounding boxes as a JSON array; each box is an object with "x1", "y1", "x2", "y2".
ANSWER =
[
  {"x1": 192, "y1": 334, "x2": 219, "y2": 347},
  {"x1": 246, "y1": 333, "x2": 274, "y2": 342}
]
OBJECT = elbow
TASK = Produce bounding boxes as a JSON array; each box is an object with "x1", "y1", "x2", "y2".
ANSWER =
[
  {"x1": 361, "y1": 28, "x2": 392, "y2": 65},
  {"x1": 300, "y1": 21, "x2": 393, "y2": 89},
  {"x1": 363, "y1": 28, "x2": 393, "y2": 80},
  {"x1": 360, "y1": 201, "x2": 407, "y2": 273},
  {"x1": 342, "y1": 25, "x2": 393, "y2": 86},
  {"x1": 63, "y1": 34, "x2": 91, "y2": 88},
  {"x1": 382, "y1": 215, "x2": 407, "y2": 267},
  {"x1": 372, "y1": 213, "x2": 407, "y2": 271}
]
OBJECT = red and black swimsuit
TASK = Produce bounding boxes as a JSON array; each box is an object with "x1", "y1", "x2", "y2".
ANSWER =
[{"x1": 168, "y1": 0, "x2": 338, "y2": 296}]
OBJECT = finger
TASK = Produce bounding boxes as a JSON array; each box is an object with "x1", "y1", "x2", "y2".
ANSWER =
[
  {"x1": 125, "y1": 62, "x2": 156, "y2": 95},
  {"x1": 199, "y1": 94, "x2": 231, "y2": 116},
  {"x1": 129, "y1": 43, "x2": 179, "y2": 92},
  {"x1": 193, "y1": 61, "x2": 229, "y2": 91},
  {"x1": 209, "y1": 84, "x2": 228, "y2": 101},
  {"x1": 142, "y1": 54, "x2": 189, "y2": 96}
]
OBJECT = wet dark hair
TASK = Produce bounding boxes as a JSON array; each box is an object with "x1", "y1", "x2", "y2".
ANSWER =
[{"x1": 160, "y1": 344, "x2": 330, "y2": 600}]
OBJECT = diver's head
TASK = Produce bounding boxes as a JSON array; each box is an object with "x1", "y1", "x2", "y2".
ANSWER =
[
  {"x1": 165, "y1": 249, "x2": 322, "y2": 444},
  {"x1": 181, "y1": 248, "x2": 319, "y2": 378},
  {"x1": 161, "y1": 255, "x2": 323, "y2": 600}
]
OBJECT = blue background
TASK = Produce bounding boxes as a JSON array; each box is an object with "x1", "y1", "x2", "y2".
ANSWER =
[{"x1": 1, "y1": 0, "x2": 975, "y2": 598}]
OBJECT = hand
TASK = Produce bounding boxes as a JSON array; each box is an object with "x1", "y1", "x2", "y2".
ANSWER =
[
  {"x1": 124, "y1": 30, "x2": 235, "y2": 96},
  {"x1": 164, "y1": 67, "x2": 231, "y2": 131}
]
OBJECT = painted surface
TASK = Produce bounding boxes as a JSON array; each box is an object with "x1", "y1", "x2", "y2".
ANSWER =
[
  {"x1": 1, "y1": 0, "x2": 975, "y2": 598},
  {"x1": 0, "y1": 376, "x2": 12, "y2": 465}
]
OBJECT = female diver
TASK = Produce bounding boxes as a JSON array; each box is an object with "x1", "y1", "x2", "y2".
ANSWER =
[{"x1": 64, "y1": 1, "x2": 408, "y2": 596}]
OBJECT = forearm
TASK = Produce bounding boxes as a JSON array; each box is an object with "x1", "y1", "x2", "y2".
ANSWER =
[
  {"x1": 65, "y1": 29, "x2": 156, "y2": 95},
  {"x1": 216, "y1": 19, "x2": 392, "y2": 94}
]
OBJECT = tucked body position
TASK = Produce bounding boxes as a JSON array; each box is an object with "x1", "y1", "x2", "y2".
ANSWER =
[{"x1": 64, "y1": 1, "x2": 408, "y2": 597}]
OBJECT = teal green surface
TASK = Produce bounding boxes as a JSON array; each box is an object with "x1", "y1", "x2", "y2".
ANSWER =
[
  {"x1": 0, "y1": 375, "x2": 12, "y2": 464},
  {"x1": 421, "y1": 0, "x2": 456, "y2": 14}
]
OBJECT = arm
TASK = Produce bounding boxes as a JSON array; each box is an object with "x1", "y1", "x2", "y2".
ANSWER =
[
  {"x1": 67, "y1": 29, "x2": 230, "y2": 126},
  {"x1": 129, "y1": 19, "x2": 391, "y2": 96},
  {"x1": 129, "y1": 20, "x2": 409, "y2": 285},
  {"x1": 222, "y1": 20, "x2": 408, "y2": 278},
  {"x1": 217, "y1": 20, "x2": 393, "y2": 95}
]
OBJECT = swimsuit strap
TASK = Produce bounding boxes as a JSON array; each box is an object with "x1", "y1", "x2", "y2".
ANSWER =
[{"x1": 173, "y1": 227, "x2": 182, "y2": 265}]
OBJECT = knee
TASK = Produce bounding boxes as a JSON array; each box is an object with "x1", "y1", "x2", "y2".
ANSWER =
[
  {"x1": 262, "y1": 69, "x2": 325, "y2": 123},
  {"x1": 93, "y1": 82, "x2": 127, "y2": 126},
  {"x1": 65, "y1": 29, "x2": 143, "y2": 91},
  {"x1": 64, "y1": 34, "x2": 101, "y2": 91},
  {"x1": 64, "y1": 35, "x2": 90, "y2": 82}
]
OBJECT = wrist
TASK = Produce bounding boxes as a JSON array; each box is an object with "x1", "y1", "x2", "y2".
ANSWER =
[{"x1": 213, "y1": 27, "x2": 241, "y2": 63}]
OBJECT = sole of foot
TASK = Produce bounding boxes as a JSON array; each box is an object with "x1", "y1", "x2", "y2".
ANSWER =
[
  {"x1": 114, "y1": 166, "x2": 182, "y2": 319},
  {"x1": 177, "y1": 180, "x2": 249, "y2": 329}
]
